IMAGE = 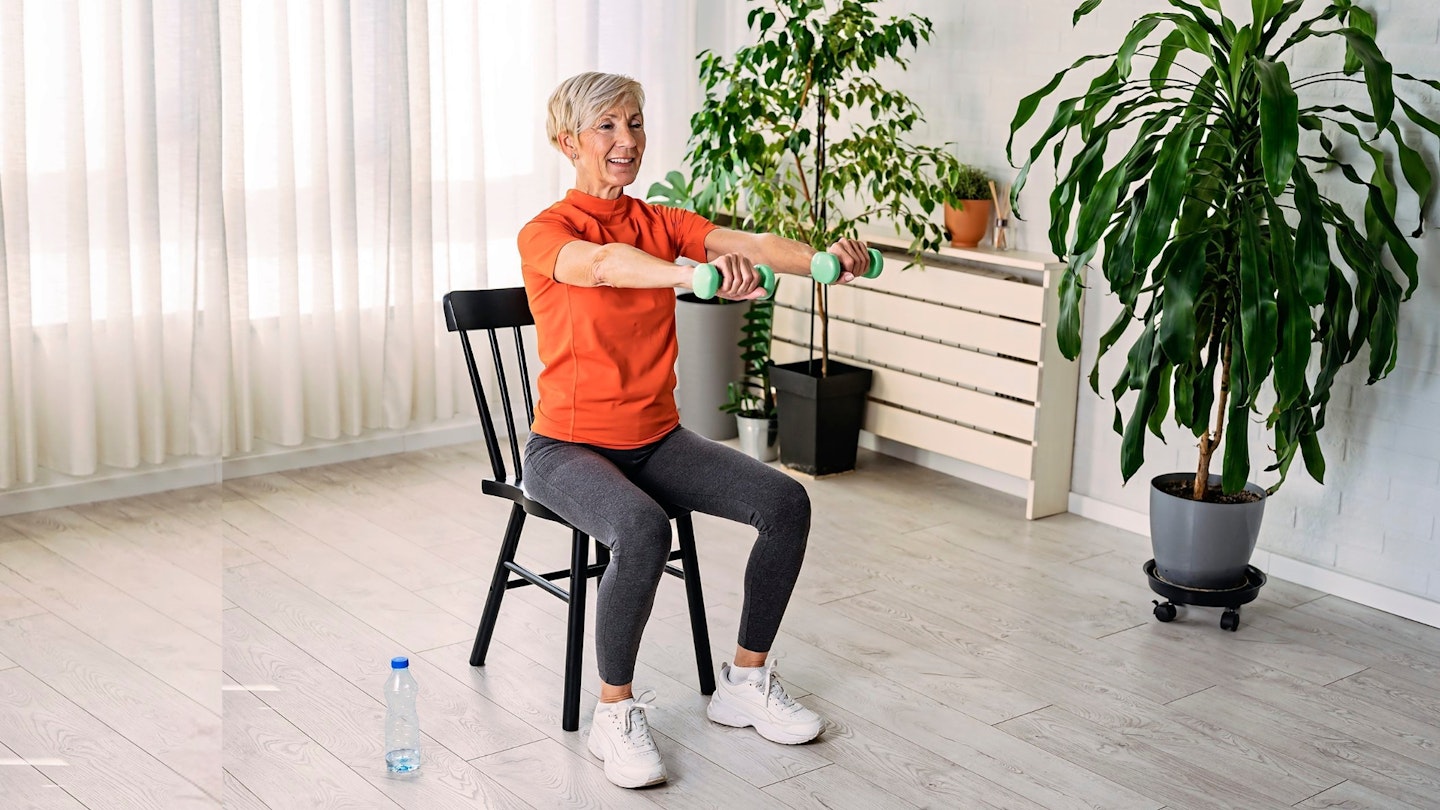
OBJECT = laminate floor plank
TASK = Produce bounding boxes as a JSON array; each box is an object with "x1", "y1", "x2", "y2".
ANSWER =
[
  {"x1": 471, "y1": 738, "x2": 661, "y2": 810},
  {"x1": 0, "y1": 538, "x2": 218, "y2": 712},
  {"x1": 0, "y1": 579, "x2": 44, "y2": 622},
  {"x1": 223, "y1": 498, "x2": 474, "y2": 652},
  {"x1": 1297, "y1": 595, "x2": 1440, "y2": 657},
  {"x1": 0, "y1": 739, "x2": 89, "y2": 810},
  {"x1": 0, "y1": 668, "x2": 212, "y2": 809},
  {"x1": 281, "y1": 464, "x2": 492, "y2": 550},
  {"x1": 226, "y1": 474, "x2": 472, "y2": 593},
  {"x1": 70, "y1": 494, "x2": 223, "y2": 587},
  {"x1": 223, "y1": 768, "x2": 272, "y2": 810},
  {"x1": 761, "y1": 764, "x2": 920, "y2": 810},
  {"x1": 997, "y1": 704, "x2": 1297, "y2": 809},
  {"x1": 0, "y1": 613, "x2": 220, "y2": 798},
  {"x1": 1295, "y1": 779, "x2": 1426, "y2": 809},
  {"x1": 1170, "y1": 685, "x2": 1440, "y2": 806},
  {"x1": 4, "y1": 507, "x2": 221, "y2": 642},
  {"x1": 223, "y1": 686, "x2": 402, "y2": 810},
  {"x1": 805, "y1": 592, "x2": 1340, "y2": 805},
  {"x1": 224, "y1": 563, "x2": 544, "y2": 761}
]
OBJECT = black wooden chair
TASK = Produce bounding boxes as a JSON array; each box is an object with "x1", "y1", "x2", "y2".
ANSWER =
[{"x1": 442, "y1": 288, "x2": 716, "y2": 731}]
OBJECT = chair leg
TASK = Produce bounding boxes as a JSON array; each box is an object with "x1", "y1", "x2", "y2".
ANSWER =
[
  {"x1": 470, "y1": 504, "x2": 526, "y2": 667},
  {"x1": 562, "y1": 528, "x2": 590, "y2": 732},
  {"x1": 675, "y1": 514, "x2": 716, "y2": 695}
]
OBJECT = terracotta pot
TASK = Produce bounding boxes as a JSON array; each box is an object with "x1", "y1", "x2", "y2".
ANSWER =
[{"x1": 944, "y1": 200, "x2": 993, "y2": 248}]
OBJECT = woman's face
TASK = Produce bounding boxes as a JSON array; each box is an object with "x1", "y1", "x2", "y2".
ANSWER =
[{"x1": 567, "y1": 99, "x2": 645, "y2": 198}]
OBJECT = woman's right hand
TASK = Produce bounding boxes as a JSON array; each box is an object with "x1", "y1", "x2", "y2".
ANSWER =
[{"x1": 708, "y1": 253, "x2": 766, "y2": 300}]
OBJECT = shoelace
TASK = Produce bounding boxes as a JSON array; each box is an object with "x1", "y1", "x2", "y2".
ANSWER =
[
  {"x1": 617, "y1": 691, "x2": 657, "y2": 751},
  {"x1": 757, "y1": 658, "x2": 801, "y2": 714}
]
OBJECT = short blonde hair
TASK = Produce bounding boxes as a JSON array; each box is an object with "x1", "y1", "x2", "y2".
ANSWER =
[{"x1": 545, "y1": 72, "x2": 646, "y2": 153}]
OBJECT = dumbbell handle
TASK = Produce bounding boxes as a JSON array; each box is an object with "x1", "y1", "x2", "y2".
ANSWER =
[
  {"x1": 810, "y1": 248, "x2": 885, "y2": 285},
  {"x1": 691, "y1": 263, "x2": 777, "y2": 300}
]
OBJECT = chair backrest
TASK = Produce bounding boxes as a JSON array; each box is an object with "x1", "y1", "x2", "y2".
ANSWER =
[{"x1": 443, "y1": 288, "x2": 536, "y2": 485}]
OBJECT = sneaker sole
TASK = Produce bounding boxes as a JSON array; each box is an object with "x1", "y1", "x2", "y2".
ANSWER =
[
  {"x1": 587, "y1": 729, "x2": 667, "y2": 788},
  {"x1": 706, "y1": 697, "x2": 822, "y2": 745}
]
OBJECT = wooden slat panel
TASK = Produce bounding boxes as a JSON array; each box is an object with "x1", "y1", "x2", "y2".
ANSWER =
[
  {"x1": 773, "y1": 282, "x2": 1042, "y2": 361},
  {"x1": 863, "y1": 403, "x2": 1033, "y2": 479},
  {"x1": 772, "y1": 342, "x2": 1036, "y2": 441},
  {"x1": 843, "y1": 260, "x2": 1046, "y2": 323},
  {"x1": 773, "y1": 308, "x2": 1039, "y2": 400}
]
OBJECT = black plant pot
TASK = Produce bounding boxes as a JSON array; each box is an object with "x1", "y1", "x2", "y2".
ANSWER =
[{"x1": 769, "y1": 359, "x2": 873, "y2": 476}]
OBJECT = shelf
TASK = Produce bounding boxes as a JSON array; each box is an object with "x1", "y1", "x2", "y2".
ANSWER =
[{"x1": 859, "y1": 232, "x2": 1067, "y2": 274}]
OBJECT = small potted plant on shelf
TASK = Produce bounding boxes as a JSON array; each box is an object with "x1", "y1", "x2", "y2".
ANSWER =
[
  {"x1": 1008, "y1": 0, "x2": 1440, "y2": 627},
  {"x1": 684, "y1": 0, "x2": 962, "y2": 476},
  {"x1": 720, "y1": 295, "x2": 779, "y2": 461},
  {"x1": 944, "y1": 164, "x2": 995, "y2": 248}
]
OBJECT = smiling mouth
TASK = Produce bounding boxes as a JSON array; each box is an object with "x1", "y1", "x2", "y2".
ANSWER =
[{"x1": 608, "y1": 157, "x2": 636, "y2": 166}]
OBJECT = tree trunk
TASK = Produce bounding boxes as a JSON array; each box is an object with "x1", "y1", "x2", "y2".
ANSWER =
[{"x1": 1193, "y1": 336, "x2": 1233, "y2": 501}]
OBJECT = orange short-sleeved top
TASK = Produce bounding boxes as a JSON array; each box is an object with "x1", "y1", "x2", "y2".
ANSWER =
[{"x1": 518, "y1": 189, "x2": 717, "y2": 449}]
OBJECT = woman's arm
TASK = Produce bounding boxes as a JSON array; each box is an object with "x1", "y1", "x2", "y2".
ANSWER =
[
  {"x1": 704, "y1": 228, "x2": 871, "y2": 282},
  {"x1": 552, "y1": 237, "x2": 768, "y2": 300},
  {"x1": 552, "y1": 240, "x2": 691, "y2": 290}
]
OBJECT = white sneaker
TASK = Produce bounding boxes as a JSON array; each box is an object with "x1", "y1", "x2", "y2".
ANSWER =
[
  {"x1": 706, "y1": 658, "x2": 823, "y2": 744},
  {"x1": 586, "y1": 692, "x2": 667, "y2": 788}
]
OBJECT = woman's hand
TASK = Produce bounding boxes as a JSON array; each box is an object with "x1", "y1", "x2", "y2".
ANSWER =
[
  {"x1": 824, "y1": 238, "x2": 870, "y2": 284},
  {"x1": 710, "y1": 253, "x2": 767, "y2": 300}
]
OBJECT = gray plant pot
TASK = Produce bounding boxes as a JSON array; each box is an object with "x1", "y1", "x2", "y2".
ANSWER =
[
  {"x1": 736, "y1": 414, "x2": 778, "y2": 462},
  {"x1": 675, "y1": 294, "x2": 746, "y2": 440},
  {"x1": 1149, "y1": 473, "x2": 1267, "y2": 589}
]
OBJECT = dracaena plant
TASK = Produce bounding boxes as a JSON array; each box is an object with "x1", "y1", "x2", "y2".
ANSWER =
[
  {"x1": 684, "y1": 0, "x2": 962, "y2": 374},
  {"x1": 1009, "y1": 0, "x2": 1440, "y2": 501}
]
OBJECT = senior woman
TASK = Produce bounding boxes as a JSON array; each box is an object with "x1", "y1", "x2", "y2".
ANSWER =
[{"x1": 518, "y1": 71, "x2": 870, "y2": 789}]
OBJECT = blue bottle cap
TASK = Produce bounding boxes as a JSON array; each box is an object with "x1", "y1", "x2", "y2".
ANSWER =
[{"x1": 391, "y1": 656, "x2": 409, "y2": 669}]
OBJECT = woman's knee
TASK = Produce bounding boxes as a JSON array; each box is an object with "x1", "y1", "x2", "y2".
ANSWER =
[
  {"x1": 608, "y1": 505, "x2": 674, "y2": 567},
  {"x1": 757, "y1": 471, "x2": 811, "y2": 536}
]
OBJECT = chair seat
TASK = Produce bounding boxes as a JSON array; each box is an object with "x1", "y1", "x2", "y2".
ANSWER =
[{"x1": 482, "y1": 478, "x2": 690, "y2": 527}]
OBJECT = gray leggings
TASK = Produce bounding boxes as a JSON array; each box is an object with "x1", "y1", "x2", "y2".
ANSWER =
[{"x1": 522, "y1": 427, "x2": 811, "y2": 686}]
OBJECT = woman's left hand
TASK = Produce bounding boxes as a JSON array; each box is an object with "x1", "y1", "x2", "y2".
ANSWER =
[{"x1": 825, "y1": 238, "x2": 869, "y2": 284}]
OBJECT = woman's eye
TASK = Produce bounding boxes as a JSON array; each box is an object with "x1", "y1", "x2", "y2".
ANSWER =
[
  {"x1": 631, "y1": 122, "x2": 644, "y2": 129},
  {"x1": 597, "y1": 122, "x2": 613, "y2": 131}
]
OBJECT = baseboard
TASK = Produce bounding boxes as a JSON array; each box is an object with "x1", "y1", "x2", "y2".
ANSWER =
[
  {"x1": 0, "y1": 418, "x2": 486, "y2": 517},
  {"x1": 221, "y1": 419, "x2": 485, "y2": 480},
  {"x1": 0, "y1": 461, "x2": 221, "y2": 518},
  {"x1": 1067, "y1": 493, "x2": 1440, "y2": 629}
]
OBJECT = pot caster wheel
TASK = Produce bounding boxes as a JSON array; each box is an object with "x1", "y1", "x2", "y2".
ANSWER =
[
  {"x1": 1152, "y1": 600, "x2": 1178, "y2": 623},
  {"x1": 1220, "y1": 608, "x2": 1240, "y2": 632}
]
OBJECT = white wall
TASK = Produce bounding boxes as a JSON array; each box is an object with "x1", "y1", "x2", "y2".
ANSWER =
[{"x1": 695, "y1": 1, "x2": 1440, "y2": 608}]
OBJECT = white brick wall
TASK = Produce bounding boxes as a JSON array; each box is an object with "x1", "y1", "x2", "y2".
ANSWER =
[{"x1": 695, "y1": 1, "x2": 1440, "y2": 606}]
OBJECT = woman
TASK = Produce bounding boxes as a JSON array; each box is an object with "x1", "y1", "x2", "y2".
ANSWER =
[{"x1": 518, "y1": 72, "x2": 870, "y2": 789}]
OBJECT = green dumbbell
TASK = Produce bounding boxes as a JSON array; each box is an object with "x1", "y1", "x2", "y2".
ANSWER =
[
  {"x1": 692, "y1": 263, "x2": 777, "y2": 300},
  {"x1": 810, "y1": 248, "x2": 885, "y2": 284}
]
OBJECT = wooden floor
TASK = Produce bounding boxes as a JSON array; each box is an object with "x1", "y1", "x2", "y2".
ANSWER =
[{"x1": 1, "y1": 445, "x2": 1439, "y2": 808}]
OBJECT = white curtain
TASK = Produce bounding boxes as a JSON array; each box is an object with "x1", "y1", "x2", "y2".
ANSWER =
[{"x1": 0, "y1": 0, "x2": 697, "y2": 490}]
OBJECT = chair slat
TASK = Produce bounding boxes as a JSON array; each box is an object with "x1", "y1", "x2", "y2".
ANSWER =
[{"x1": 488, "y1": 330, "x2": 525, "y2": 485}]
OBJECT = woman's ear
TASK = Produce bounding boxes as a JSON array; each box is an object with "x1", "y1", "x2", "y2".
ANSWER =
[{"x1": 557, "y1": 131, "x2": 578, "y2": 161}]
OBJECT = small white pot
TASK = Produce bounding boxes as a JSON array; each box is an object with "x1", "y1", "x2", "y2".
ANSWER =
[{"x1": 736, "y1": 414, "x2": 778, "y2": 462}]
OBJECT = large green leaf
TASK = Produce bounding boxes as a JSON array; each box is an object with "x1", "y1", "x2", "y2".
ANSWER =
[
  {"x1": 1255, "y1": 59, "x2": 1299, "y2": 196},
  {"x1": 1057, "y1": 268, "x2": 1085, "y2": 360},
  {"x1": 1339, "y1": 27, "x2": 1395, "y2": 131},
  {"x1": 1157, "y1": 233, "x2": 1209, "y2": 365},
  {"x1": 1290, "y1": 162, "x2": 1329, "y2": 306},
  {"x1": 1221, "y1": 388, "x2": 1251, "y2": 492},
  {"x1": 1236, "y1": 201, "x2": 1278, "y2": 405},
  {"x1": 1265, "y1": 195, "x2": 1311, "y2": 410},
  {"x1": 1134, "y1": 123, "x2": 1196, "y2": 270}
]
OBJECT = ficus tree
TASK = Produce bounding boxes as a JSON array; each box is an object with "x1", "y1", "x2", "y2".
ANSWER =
[
  {"x1": 681, "y1": 0, "x2": 962, "y2": 374},
  {"x1": 1009, "y1": 0, "x2": 1440, "y2": 501}
]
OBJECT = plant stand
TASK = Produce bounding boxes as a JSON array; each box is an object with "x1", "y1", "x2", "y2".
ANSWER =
[{"x1": 1144, "y1": 559, "x2": 1266, "y2": 632}]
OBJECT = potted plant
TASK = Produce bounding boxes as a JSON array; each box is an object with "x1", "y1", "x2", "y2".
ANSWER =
[
  {"x1": 720, "y1": 296, "x2": 780, "y2": 461},
  {"x1": 648, "y1": 172, "x2": 748, "y2": 441},
  {"x1": 1009, "y1": 0, "x2": 1439, "y2": 592},
  {"x1": 944, "y1": 164, "x2": 995, "y2": 248},
  {"x1": 685, "y1": 0, "x2": 963, "y2": 475}
]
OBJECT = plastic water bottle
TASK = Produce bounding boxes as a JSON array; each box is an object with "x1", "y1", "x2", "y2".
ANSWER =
[{"x1": 384, "y1": 656, "x2": 421, "y2": 772}]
